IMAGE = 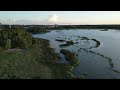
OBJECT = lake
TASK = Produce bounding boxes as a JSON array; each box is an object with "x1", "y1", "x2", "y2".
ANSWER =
[{"x1": 33, "y1": 29, "x2": 120, "y2": 79}]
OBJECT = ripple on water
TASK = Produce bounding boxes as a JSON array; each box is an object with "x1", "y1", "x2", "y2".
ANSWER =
[{"x1": 33, "y1": 30, "x2": 120, "y2": 79}]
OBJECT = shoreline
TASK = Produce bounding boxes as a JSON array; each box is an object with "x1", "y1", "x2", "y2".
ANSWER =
[{"x1": 0, "y1": 38, "x2": 75, "y2": 79}]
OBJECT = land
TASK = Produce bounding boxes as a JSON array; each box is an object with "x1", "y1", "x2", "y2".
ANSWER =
[
  {"x1": 0, "y1": 24, "x2": 119, "y2": 79},
  {"x1": 0, "y1": 28, "x2": 77, "y2": 79},
  {"x1": 0, "y1": 38, "x2": 74, "y2": 79},
  {"x1": 60, "y1": 49, "x2": 79, "y2": 67},
  {"x1": 1, "y1": 25, "x2": 120, "y2": 34}
]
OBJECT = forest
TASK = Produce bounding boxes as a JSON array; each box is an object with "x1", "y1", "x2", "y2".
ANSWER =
[{"x1": 0, "y1": 28, "x2": 41, "y2": 50}]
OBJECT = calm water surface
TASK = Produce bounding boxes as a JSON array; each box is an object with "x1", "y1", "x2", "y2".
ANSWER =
[{"x1": 33, "y1": 29, "x2": 120, "y2": 79}]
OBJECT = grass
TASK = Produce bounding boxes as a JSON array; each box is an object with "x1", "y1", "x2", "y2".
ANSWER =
[
  {"x1": 60, "y1": 49, "x2": 79, "y2": 67},
  {"x1": 0, "y1": 38, "x2": 71, "y2": 79},
  {"x1": 59, "y1": 49, "x2": 80, "y2": 79}
]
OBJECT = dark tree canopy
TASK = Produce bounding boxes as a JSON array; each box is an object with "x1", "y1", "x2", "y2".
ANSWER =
[{"x1": 0, "y1": 29, "x2": 39, "y2": 50}]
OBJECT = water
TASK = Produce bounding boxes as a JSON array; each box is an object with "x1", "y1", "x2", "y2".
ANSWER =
[{"x1": 32, "y1": 29, "x2": 120, "y2": 79}]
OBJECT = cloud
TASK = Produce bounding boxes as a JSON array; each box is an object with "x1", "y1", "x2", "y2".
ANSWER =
[
  {"x1": 13, "y1": 18, "x2": 16, "y2": 22},
  {"x1": 13, "y1": 14, "x2": 60, "y2": 25},
  {"x1": 48, "y1": 14, "x2": 59, "y2": 23},
  {"x1": 9, "y1": 20, "x2": 72, "y2": 25},
  {"x1": 10, "y1": 14, "x2": 72, "y2": 25}
]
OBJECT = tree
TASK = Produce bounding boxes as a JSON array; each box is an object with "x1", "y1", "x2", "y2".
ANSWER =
[
  {"x1": 4, "y1": 39, "x2": 11, "y2": 49},
  {"x1": 0, "y1": 28, "x2": 34, "y2": 50}
]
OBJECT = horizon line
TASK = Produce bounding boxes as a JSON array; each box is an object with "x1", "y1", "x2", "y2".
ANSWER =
[{"x1": 1, "y1": 24, "x2": 120, "y2": 25}]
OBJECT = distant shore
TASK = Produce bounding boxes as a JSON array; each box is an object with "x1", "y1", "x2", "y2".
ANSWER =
[{"x1": 1, "y1": 25, "x2": 120, "y2": 31}]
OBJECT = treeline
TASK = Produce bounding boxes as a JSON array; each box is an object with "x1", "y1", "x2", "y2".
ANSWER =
[
  {"x1": 73, "y1": 25, "x2": 120, "y2": 29},
  {"x1": 0, "y1": 25, "x2": 50, "y2": 34},
  {"x1": 47, "y1": 25, "x2": 120, "y2": 30},
  {"x1": 2, "y1": 25, "x2": 120, "y2": 30},
  {"x1": 26, "y1": 27, "x2": 49, "y2": 34},
  {"x1": 0, "y1": 29, "x2": 41, "y2": 50},
  {"x1": 24, "y1": 25, "x2": 120, "y2": 30},
  {"x1": 1, "y1": 25, "x2": 120, "y2": 35}
]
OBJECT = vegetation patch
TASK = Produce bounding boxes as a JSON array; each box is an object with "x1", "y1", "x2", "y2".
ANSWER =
[
  {"x1": 0, "y1": 28, "x2": 73, "y2": 79},
  {"x1": 26, "y1": 27, "x2": 50, "y2": 34},
  {"x1": 59, "y1": 41, "x2": 75, "y2": 47},
  {"x1": 91, "y1": 39, "x2": 100, "y2": 47},
  {"x1": 81, "y1": 37, "x2": 90, "y2": 40},
  {"x1": 60, "y1": 49, "x2": 80, "y2": 78},
  {"x1": 60, "y1": 49, "x2": 79, "y2": 67},
  {"x1": 55, "y1": 39, "x2": 66, "y2": 42},
  {"x1": 0, "y1": 29, "x2": 32, "y2": 50},
  {"x1": 0, "y1": 38, "x2": 72, "y2": 79}
]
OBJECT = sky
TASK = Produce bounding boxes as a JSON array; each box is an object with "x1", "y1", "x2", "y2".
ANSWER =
[{"x1": 0, "y1": 11, "x2": 120, "y2": 25}]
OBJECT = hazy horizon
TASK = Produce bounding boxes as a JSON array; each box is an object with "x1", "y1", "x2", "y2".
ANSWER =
[{"x1": 0, "y1": 11, "x2": 120, "y2": 25}]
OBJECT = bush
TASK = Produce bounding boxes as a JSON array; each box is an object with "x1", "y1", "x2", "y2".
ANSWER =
[
  {"x1": 4, "y1": 39, "x2": 11, "y2": 49},
  {"x1": 0, "y1": 29, "x2": 33, "y2": 50},
  {"x1": 60, "y1": 49, "x2": 79, "y2": 67}
]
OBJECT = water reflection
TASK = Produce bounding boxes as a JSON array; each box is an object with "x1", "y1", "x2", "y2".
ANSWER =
[{"x1": 33, "y1": 29, "x2": 120, "y2": 79}]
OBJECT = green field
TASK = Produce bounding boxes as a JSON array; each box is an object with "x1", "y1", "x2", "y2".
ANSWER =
[{"x1": 0, "y1": 39, "x2": 72, "y2": 79}]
